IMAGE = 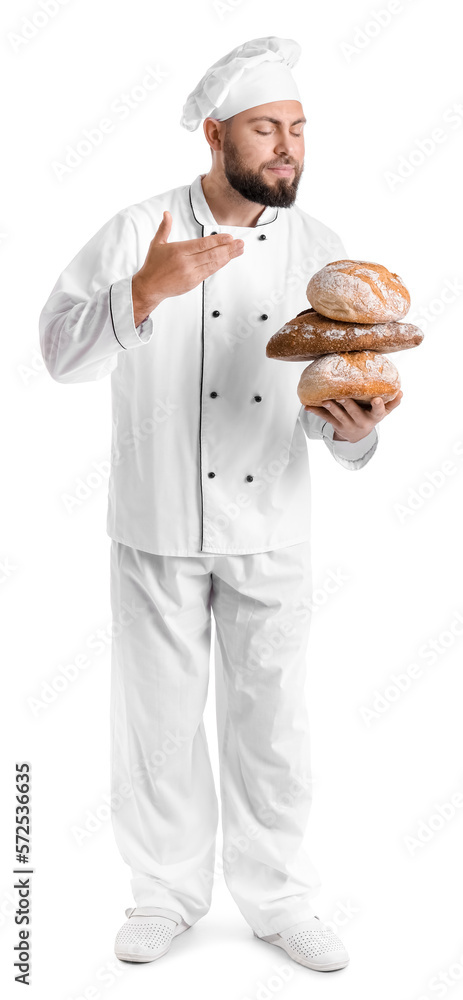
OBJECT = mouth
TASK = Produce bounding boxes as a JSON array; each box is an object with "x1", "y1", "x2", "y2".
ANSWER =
[{"x1": 267, "y1": 166, "x2": 295, "y2": 177}]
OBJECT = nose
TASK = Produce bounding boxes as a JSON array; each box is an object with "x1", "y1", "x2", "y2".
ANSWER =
[{"x1": 274, "y1": 133, "x2": 302, "y2": 160}]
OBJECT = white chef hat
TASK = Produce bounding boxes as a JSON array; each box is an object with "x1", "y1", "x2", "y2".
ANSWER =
[{"x1": 180, "y1": 36, "x2": 302, "y2": 132}]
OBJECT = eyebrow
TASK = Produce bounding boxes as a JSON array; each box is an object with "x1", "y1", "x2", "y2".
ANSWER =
[{"x1": 247, "y1": 115, "x2": 307, "y2": 125}]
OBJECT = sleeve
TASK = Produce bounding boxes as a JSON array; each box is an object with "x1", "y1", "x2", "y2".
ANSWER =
[
  {"x1": 298, "y1": 406, "x2": 378, "y2": 470},
  {"x1": 38, "y1": 208, "x2": 154, "y2": 383}
]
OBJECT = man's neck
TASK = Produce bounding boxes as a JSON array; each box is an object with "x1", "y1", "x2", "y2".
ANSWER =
[{"x1": 200, "y1": 172, "x2": 266, "y2": 228}]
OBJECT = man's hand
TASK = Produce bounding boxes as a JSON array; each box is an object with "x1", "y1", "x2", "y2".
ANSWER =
[
  {"x1": 304, "y1": 391, "x2": 403, "y2": 442},
  {"x1": 132, "y1": 210, "x2": 245, "y2": 326}
]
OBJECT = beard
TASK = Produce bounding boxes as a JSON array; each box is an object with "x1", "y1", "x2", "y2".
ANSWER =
[{"x1": 222, "y1": 129, "x2": 304, "y2": 208}]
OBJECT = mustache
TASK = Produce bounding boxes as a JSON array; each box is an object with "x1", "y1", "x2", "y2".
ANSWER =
[{"x1": 266, "y1": 162, "x2": 298, "y2": 169}]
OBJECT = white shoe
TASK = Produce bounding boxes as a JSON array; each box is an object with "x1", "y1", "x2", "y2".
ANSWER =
[
  {"x1": 114, "y1": 907, "x2": 190, "y2": 963},
  {"x1": 253, "y1": 916, "x2": 350, "y2": 972}
]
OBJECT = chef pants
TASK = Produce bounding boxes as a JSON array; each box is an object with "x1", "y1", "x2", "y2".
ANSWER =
[{"x1": 109, "y1": 538, "x2": 322, "y2": 938}]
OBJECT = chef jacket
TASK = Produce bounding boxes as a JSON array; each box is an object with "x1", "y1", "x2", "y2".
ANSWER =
[{"x1": 39, "y1": 173, "x2": 378, "y2": 556}]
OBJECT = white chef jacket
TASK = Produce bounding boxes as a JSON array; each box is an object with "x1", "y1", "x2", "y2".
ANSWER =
[{"x1": 39, "y1": 173, "x2": 378, "y2": 556}]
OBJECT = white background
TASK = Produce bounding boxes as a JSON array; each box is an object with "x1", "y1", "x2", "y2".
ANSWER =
[{"x1": 1, "y1": 0, "x2": 463, "y2": 997}]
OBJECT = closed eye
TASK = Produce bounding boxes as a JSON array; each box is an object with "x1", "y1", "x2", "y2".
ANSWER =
[{"x1": 256, "y1": 130, "x2": 303, "y2": 137}]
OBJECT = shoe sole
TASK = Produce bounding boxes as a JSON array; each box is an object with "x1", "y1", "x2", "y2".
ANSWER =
[
  {"x1": 115, "y1": 920, "x2": 190, "y2": 963},
  {"x1": 252, "y1": 930, "x2": 350, "y2": 972},
  {"x1": 115, "y1": 950, "x2": 169, "y2": 963}
]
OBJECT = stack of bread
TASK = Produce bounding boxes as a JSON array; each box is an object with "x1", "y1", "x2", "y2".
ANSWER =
[{"x1": 266, "y1": 260, "x2": 424, "y2": 408}]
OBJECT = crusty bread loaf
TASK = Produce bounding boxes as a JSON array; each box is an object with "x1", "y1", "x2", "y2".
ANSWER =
[
  {"x1": 266, "y1": 307, "x2": 423, "y2": 360},
  {"x1": 306, "y1": 260, "x2": 410, "y2": 323},
  {"x1": 297, "y1": 351, "x2": 401, "y2": 406}
]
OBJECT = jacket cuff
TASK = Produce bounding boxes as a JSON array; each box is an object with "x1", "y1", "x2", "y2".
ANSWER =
[
  {"x1": 324, "y1": 421, "x2": 378, "y2": 458},
  {"x1": 322, "y1": 419, "x2": 379, "y2": 467},
  {"x1": 109, "y1": 275, "x2": 154, "y2": 349}
]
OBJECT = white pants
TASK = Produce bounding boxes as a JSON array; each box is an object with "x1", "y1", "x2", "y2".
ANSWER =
[{"x1": 109, "y1": 539, "x2": 321, "y2": 937}]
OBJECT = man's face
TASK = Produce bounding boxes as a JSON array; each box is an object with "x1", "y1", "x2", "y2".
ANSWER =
[{"x1": 221, "y1": 100, "x2": 305, "y2": 208}]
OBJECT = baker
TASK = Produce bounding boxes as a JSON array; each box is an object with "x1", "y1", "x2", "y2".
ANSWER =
[{"x1": 39, "y1": 35, "x2": 402, "y2": 972}]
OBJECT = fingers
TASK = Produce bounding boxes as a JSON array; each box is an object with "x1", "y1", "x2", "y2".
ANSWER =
[
  {"x1": 322, "y1": 399, "x2": 357, "y2": 423},
  {"x1": 303, "y1": 401, "x2": 346, "y2": 431},
  {"x1": 195, "y1": 240, "x2": 245, "y2": 278},
  {"x1": 197, "y1": 240, "x2": 244, "y2": 266},
  {"x1": 321, "y1": 393, "x2": 403, "y2": 425},
  {"x1": 305, "y1": 398, "x2": 372, "y2": 436},
  {"x1": 369, "y1": 398, "x2": 386, "y2": 417},
  {"x1": 383, "y1": 390, "x2": 403, "y2": 413},
  {"x1": 303, "y1": 400, "x2": 340, "y2": 415},
  {"x1": 304, "y1": 404, "x2": 327, "y2": 415},
  {"x1": 337, "y1": 397, "x2": 384, "y2": 421},
  {"x1": 185, "y1": 233, "x2": 241, "y2": 255},
  {"x1": 152, "y1": 210, "x2": 172, "y2": 245}
]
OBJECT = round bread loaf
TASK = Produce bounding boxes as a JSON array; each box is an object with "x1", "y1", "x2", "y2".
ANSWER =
[
  {"x1": 297, "y1": 351, "x2": 401, "y2": 406},
  {"x1": 306, "y1": 260, "x2": 410, "y2": 323},
  {"x1": 266, "y1": 307, "x2": 423, "y2": 360}
]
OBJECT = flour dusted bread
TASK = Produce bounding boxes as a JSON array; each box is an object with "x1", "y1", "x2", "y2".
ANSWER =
[
  {"x1": 306, "y1": 260, "x2": 411, "y2": 323},
  {"x1": 297, "y1": 351, "x2": 401, "y2": 406},
  {"x1": 266, "y1": 307, "x2": 423, "y2": 360},
  {"x1": 268, "y1": 257, "x2": 417, "y2": 409}
]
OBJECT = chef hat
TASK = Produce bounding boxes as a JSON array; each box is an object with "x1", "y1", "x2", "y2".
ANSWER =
[{"x1": 180, "y1": 36, "x2": 302, "y2": 132}]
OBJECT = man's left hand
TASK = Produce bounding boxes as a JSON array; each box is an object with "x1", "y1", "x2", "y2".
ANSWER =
[{"x1": 304, "y1": 390, "x2": 403, "y2": 443}]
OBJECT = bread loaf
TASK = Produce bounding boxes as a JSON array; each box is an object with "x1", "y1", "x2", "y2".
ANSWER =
[
  {"x1": 297, "y1": 351, "x2": 401, "y2": 406},
  {"x1": 266, "y1": 307, "x2": 423, "y2": 360},
  {"x1": 306, "y1": 260, "x2": 410, "y2": 323}
]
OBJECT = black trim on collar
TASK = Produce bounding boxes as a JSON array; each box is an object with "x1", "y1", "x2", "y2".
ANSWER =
[
  {"x1": 188, "y1": 185, "x2": 201, "y2": 228},
  {"x1": 188, "y1": 180, "x2": 278, "y2": 229}
]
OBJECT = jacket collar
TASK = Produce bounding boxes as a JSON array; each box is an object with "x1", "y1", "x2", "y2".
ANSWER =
[{"x1": 188, "y1": 173, "x2": 279, "y2": 229}]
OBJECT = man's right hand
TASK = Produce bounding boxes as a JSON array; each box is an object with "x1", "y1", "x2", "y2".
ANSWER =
[{"x1": 131, "y1": 210, "x2": 245, "y2": 326}]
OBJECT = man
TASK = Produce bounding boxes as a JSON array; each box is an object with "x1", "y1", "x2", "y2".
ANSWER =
[{"x1": 39, "y1": 36, "x2": 401, "y2": 973}]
